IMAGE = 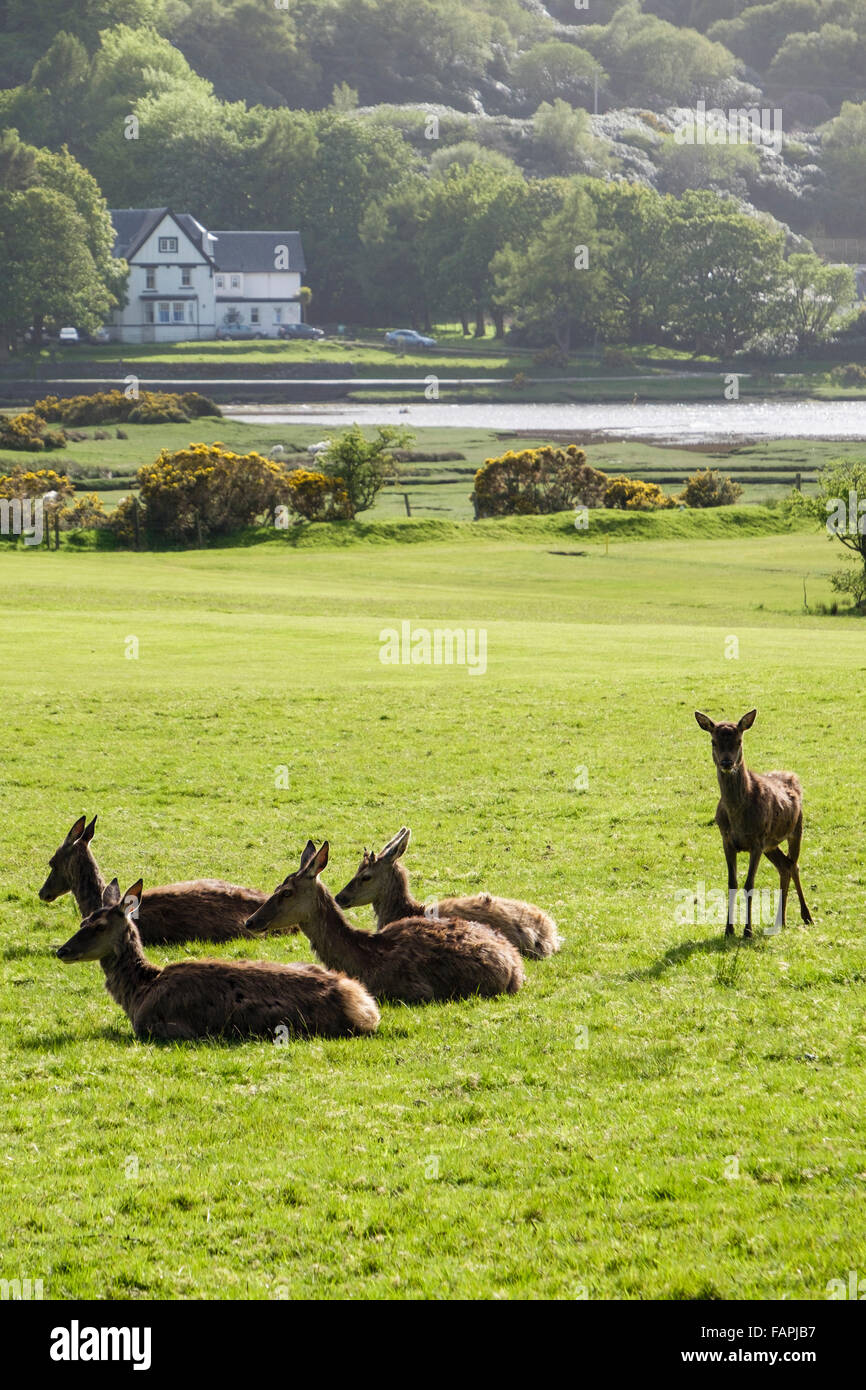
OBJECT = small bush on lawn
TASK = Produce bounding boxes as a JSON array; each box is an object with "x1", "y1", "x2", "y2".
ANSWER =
[
  {"x1": 285, "y1": 469, "x2": 351, "y2": 522},
  {"x1": 830, "y1": 363, "x2": 866, "y2": 388},
  {"x1": 604, "y1": 476, "x2": 676, "y2": 510},
  {"x1": 60, "y1": 493, "x2": 109, "y2": 530},
  {"x1": 473, "y1": 445, "x2": 608, "y2": 518},
  {"x1": 137, "y1": 443, "x2": 291, "y2": 543},
  {"x1": 678, "y1": 468, "x2": 743, "y2": 507},
  {"x1": 0, "y1": 411, "x2": 67, "y2": 451},
  {"x1": 33, "y1": 390, "x2": 221, "y2": 427}
]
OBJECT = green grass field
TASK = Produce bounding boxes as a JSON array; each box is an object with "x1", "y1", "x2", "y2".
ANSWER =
[{"x1": 2, "y1": 507, "x2": 865, "y2": 1300}]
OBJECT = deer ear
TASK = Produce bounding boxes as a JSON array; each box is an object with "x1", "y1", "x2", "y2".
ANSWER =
[
  {"x1": 65, "y1": 815, "x2": 87, "y2": 845},
  {"x1": 82, "y1": 815, "x2": 97, "y2": 844},
  {"x1": 694, "y1": 712, "x2": 715, "y2": 732},
  {"x1": 121, "y1": 879, "x2": 143, "y2": 920},
  {"x1": 299, "y1": 839, "x2": 317, "y2": 872},
  {"x1": 308, "y1": 841, "x2": 330, "y2": 877},
  {"x1": 102, "y1": 878, "x2": 121, "y2": 907},
  {"x1": 738, "y1": 708, "x2": 757, "y2": 731},
  {"x1": 383, "y1": 826, "x2": 411, "y2": 860}
]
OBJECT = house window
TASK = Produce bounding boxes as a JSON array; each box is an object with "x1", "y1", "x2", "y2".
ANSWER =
[
  {"x1": 230, "y1": 275, "x2": 241, "y2": 290},
  {"x1": 250, "y1": 308, "x2": 260, "y2": 324},
  {"x1": 216, "y1": 276, "x2": 224, "y2": 290},
  {"x1": 159, "y1": 237, "x2": 178, "y2": 253},
  {"x1": 158, "y1": 302, "x2": 170, "y2": 324},
  {"x1": 173, "y1": 302, "x2": 185, "y2": 323},
  {"x1": 181, "y1": 269, "x2": 191, "y2": 287},
  {"x1": 146, "y1": 269, "x2": 156, "y2": 290},
  {"x1": 274, "y1": 308, "x2": 282, "y2": 324},
  {"x1": 145, "y1": 305, "x2": 154, "y2": 324}
]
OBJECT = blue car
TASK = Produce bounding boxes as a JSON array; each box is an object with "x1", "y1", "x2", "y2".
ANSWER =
[{"x1": 384, "y1": 329, "x2": 437, "y2": 348}]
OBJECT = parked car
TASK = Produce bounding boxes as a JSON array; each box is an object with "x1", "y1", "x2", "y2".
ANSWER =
[
  {"x1": 384, "y1": 329, "x2": 437, "y2": 349},
  {"x1": 58, "y1": 327, "x2": 80, "y2": 344},
  {"x1": 85, "y1": 327, "x2": 112, "y2": 345},
  {"x1": 278, "y1": 323, "x2": 325, "y2": 340},
  {"x1": 216, "y1": 324, "x2": 263, "y2": 340}
]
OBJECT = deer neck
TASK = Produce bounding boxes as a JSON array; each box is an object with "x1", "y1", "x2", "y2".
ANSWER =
[
  {"x1": 100, "y1": 924, "x2": 160, "y2": 1017},
  {"x1": 70, "y1": 846, "x2": 106, "y2": 918},
  {"x1": 300, "y1": 884, "x2": 372, "y2": 975},
  {"x1": 374, "y1": 864, "x2": 421, "y2": 928},
  {"x1": 716, "y1": 758, "x2": 753, "y2": 809}
]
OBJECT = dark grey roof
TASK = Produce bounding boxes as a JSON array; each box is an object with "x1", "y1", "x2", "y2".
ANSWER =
[
  {"x1": 109, "y1": 209, "x2": 216, "y2": 262},
  {"x1": 211, "y1": 231, "x2": 305, "y2": 274}
]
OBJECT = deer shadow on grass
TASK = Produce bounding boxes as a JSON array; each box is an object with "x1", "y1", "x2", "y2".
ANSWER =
[{"x1": 625, "y1": 932, "x2": 758, "y2": 982}]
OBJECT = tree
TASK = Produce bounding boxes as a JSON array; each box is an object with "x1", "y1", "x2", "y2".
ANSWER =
[
  {"x1": 512, "y1": 41, "x2": 602, "y2": 107},
  {"x1": 532, "y1": 101, "x2": 602, "y2": 175},
  {"x1": 359, "y1": 179, "x2": 433, "y2": 328},
  {"x1": 782, "y1": 254, "x2": 855, "y2": 350},
  {"x1": 820, "y1": 101, "x2": 866, "y2": 232},
  {"x1": 321, "y1": 425, "x2": 413, "y2": 519},
  {"x1": 586, "y1": 180, "x2": 668, "y2": 343},
  {"x1": 492, "y1": 182, "x2": 607, "y2": 351},
  {"x1": 661, "y1": 191, "x2": 789, "y2": 354},
  {"x1": 791, "y1": 457, "x2": 866, "y2": 611}
]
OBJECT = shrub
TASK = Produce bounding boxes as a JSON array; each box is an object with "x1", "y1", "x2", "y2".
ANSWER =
[
  {"x1": 830, "y1": 363, "x2": 866, "y2": 387},
  {"x1": 0, "y1": 466, "x2": 74, "y2": 504},
  {"x1": 136, "y1": 443, "x2": 291, "y2": 543},
  {"x1": 473, "y1": 445, "x2": 608, "y2": 518},
  {"x1": 33, "y1": 390, "x2": 221, "y2": 427},
  {"x1": 60, "y1": 493, "x2": 109, "y2": 531},
  {"x1": 284, "y1": 469, "x2": 351, "y2": 523},
  {"x1": 678, "y1": 468, "x2": 743, "y2": 507},
  {"x1": 319, "y1": 425, "x2": 411, "y2": 519},
  {"x1": 0, "y1": 411, "x2": 67, "y2": 451},
  {"x1": 107, "y1": 495, "x2": 143, "y2": 548},
  {"x1": 534, "y1": 344, "x2": 569, "y2": 368},
  {"x1": 604, "y1": 476, "x2": 675, "y2": 510},
  {"x1": 602, "y1": 347, "x2": 630, "y2": 368}
]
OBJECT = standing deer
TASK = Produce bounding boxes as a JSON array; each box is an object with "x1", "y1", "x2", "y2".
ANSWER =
[
  {"x1": 245, "y1": 841, "x2": 524, "y2": 1003},
  {"x1": 56, "y1": 879, "x2": 379, "y2": 1040},
  {"x1": 335, "y1": 828, "x2": 560, "y2": 959},
  {"x1": 39, "y1": 814, "x2": 283, "y2": 945},
  {"x1": 694, "y1": 709, "x2": 813, "y2": 937}
]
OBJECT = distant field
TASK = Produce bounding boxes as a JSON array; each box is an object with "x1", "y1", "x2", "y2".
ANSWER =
[
  {"x1": 0, "y1": 416, "x2": 843, "y2": 520},
  {"x1": 2, "y1": 515, "x2": 864, "y2": 1299}
]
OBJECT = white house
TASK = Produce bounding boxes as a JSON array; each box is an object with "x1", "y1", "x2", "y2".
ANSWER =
[{"x1": 107, "y1": 208, "x2": 306, "y2": 343}]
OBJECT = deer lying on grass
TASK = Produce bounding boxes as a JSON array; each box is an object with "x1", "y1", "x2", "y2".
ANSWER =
[
  {"x1": 245, "y1": 841, "x2": 524, "y2": 1003},
  {"x1": 694, "y1": 709, "x2": 813, "y2": 938},
  {"x1": 56, "y1": 879, "x2": 379, "y2": 1040},
  {"x1": 39, "y1": 814, "x2": 281, "y2": 945},
  {"x1": 335, "y1": 828, "x2": 560, "y2": 959}
]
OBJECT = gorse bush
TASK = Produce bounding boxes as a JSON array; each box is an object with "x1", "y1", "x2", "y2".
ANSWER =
[
  {"x1": 830, "y1": 363, "x2": 866, "y2": 387},
  {"x1": 136, "y1": 443, "x2": 291, "y2": 543},
  {"x1": 473, "y1": 445, "x2": 608, "y2": 518},
  {"x1": 0, "y1": 466, "x2": 74, "y2": 503},
  {"x1": 603, "y1": 477, "x2": 676, "y2": 511},
  {"x1": 284, "y1": 469, "x2": 351, "y2": 523},
  {"x1": 0, "y1": 412, "x2": 67, "y2": 451},
  {"x1": 33, "y1": 391, "x2": 221, "y2": 427},
  {"x1": 678, "y1": 468, "x2": 743, "y2": 508}
]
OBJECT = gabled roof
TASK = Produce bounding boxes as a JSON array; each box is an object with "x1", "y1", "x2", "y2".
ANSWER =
[
  {"x1": 211, "y1": 231, "x2": 305, "y2": 274},
  {"x1": 109, "y1": 208, "x2": 216, "y2": 263}
]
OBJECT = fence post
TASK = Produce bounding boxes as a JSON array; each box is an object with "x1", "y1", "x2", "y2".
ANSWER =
[{"x1": 403, "y1": 492, "x2": 411, "y2": 517}]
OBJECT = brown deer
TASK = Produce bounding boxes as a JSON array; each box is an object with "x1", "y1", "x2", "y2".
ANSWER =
[
  {"x1": 56, "y1": 879, "x2": 379, "y2": 1040},
  {"x1": 245, "y1": 841, "x2": 524, "y2": 1003},
  {"x1": 335, "y1": 828, "x2": 560, "y2": 959},
  {"x1": 694, "y1": 709, "x2": 813, "y2": 938},
  {"x1": 39, "y1": 814, "x2": 284, "y2": 945}
]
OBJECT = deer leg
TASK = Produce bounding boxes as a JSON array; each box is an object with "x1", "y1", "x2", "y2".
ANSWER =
[
  {"x1": 787, "y1": 813, "x2": 813, "y2": 925},
  {"x1": 742, "y1": 847, "x2": 762, "y2": 938},
  {"x1": 723, "y1": 838, "x2": 738, "y2": 936},
  {"x1": 764, "y1": 847, "x2": 791, "y2": 929}
]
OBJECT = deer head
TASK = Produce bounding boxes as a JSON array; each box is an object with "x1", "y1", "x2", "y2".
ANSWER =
[
  {"x1": 56, "y1": 878, "x2": 142, "y2": 962},
  {"x1": 245, "y1": 841, "x2": 330, "y2": 932},
  {"x1": 335, "y1": 828, "x2": 411, "y2": 908},
  {"x1": 39, "y1": 814, "x2": 97, "y2": 901},
  {"x1": 695, "y1": 709, "x2": 757, "y2": 774}
]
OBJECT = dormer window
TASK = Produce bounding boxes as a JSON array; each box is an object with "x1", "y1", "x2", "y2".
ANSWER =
[{"x1": 159, "y1": 236, "x2": 178, "y2": 253}]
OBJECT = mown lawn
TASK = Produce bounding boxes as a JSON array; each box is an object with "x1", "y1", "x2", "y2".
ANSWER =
[{"x1": 1, "y1": 514, "x2": 864, "y2": 1299}]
